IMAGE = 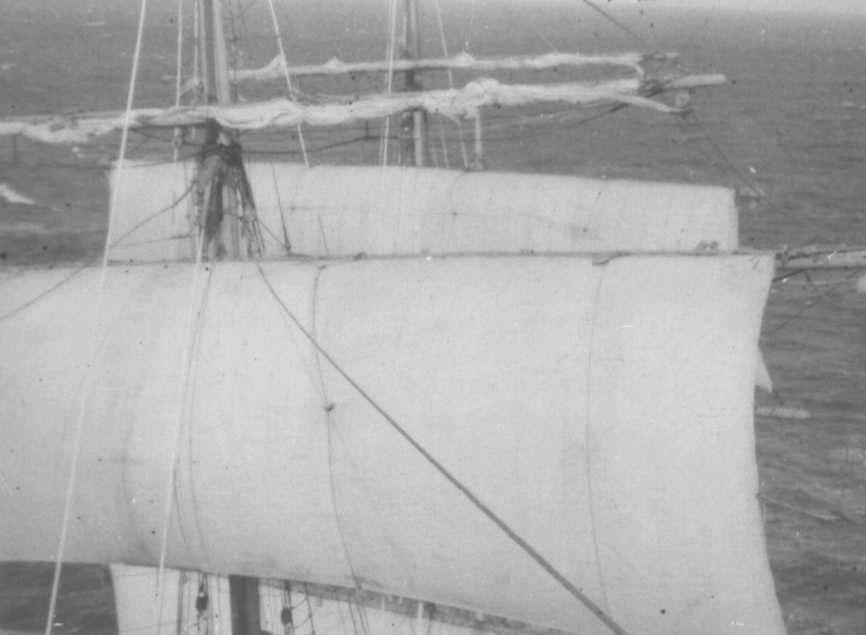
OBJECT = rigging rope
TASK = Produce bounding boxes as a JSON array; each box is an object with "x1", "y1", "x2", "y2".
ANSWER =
[
  {"x1": 43, "y1": 1, "x2": 151, "y2": 634},
  {"x1": 268, "y1": 163, "x2": 292, "y2": 253},
  {"x1": 111, "y1": 180, "x2": 195, "y2": 248},
  {"x1": 578, "y1": 0, "x2": 650, "y2": 50},
  {"x1": 465, "y1": 0, "x2": 476, "y2": 52},
  {"x1": 265, "y1": 0, "x2": 310, "y2": 167},
  {"x1": 254, "y1": 261, "x2": 632, "y2": 635},
  {"x1": 431, "y1": 0, "x2": 469, "y2": 168},
  {"x1": 173, "y1": 0, "x2": 185, "y2": 161},
  {"x1": 225, "y1": 0, "x2": 242, "y2": 84},
  {"x1": 153, "y1": 236, "x2": 210, "y2": 635},
  {"x1": 679, "y1": 110, "x2": 769, "y2": 202},
  {"x1": 0, "y1": 181, "x2": 194, "y2": 323},
  {"x1": 302, "y1": 584, "x2": 318, "y2": 635},
  {"x1": 192, "y1": 0, "x2": 201, "y2": 104},
  {"x1": 0, "y1": 267, "x2": 88, "y2": 323},
  {"x1": 309, "y1": 265, "x2": 373, "y2": 635},
  {"x1": 380, "y1": 0, "x2": 400, "y2": 167},
  {"x1": 767, "y1": 269, "x2": 862, "y2": 334}
]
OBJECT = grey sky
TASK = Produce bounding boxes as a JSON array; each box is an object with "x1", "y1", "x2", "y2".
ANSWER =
[
  {"x1": 85, "y1": 0, "x2": 866, "y2": 18},
  {"x1": 636, "y1": 0, "x2": 866, "y2": 14}
]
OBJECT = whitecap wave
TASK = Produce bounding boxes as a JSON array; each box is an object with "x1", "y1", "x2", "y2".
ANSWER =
[{"x1": 0, "y1": 183, "x2": 37, "y2": 205}]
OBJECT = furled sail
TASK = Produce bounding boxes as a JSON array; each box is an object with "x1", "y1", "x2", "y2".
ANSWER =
[
  {"x1": 0, "y1": 74, "x2": 724, "y2": 145},
  {"x1": 0, "y1": 253, "x2": 784, "y2": 634},
  {"x1": 219, "y1": 50, "x2": 672, "y2": 86}
]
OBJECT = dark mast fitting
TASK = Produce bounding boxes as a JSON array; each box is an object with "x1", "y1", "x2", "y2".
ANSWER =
[
  {"x1": 194, "y1": 0, "x2": 430, "y2": 260},
  {"x1": 196, "y1": 0, "x2": 261, "y2": 260}
]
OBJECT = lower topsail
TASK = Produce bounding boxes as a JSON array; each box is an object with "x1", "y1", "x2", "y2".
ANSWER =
[{"x1": 0, "y1": 253, "x2": 784, "y2": 634}]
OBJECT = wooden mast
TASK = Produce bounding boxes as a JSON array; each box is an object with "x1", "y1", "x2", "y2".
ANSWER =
[
  {"x1": 199, "y1": 0, "x2": 242, "y2": 259},
  {"x1": 208, "y1": 0, "x2": 232, "y2": 104},
  {"x1": 201, "y1": 1, "x2": 261, "y2": 626},
  {"x1": 402, "y1": 0, "x2": 428, "y2": 166}
]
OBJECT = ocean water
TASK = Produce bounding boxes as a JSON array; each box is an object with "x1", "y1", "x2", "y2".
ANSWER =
[{"x1": 1, "y1": 2, "x2": 865, "y2": 634}]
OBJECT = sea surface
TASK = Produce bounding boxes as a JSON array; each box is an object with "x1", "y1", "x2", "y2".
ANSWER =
[{"x1": 1, "y1": 1, "x2": 865, "y2": 634}]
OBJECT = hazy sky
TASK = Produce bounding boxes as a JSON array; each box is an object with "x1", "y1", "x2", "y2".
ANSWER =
[
  {"x1": 66, "y1": 0, "x2": 866, "y2": 19},
  {"x1": 636, "y1": 0, "x2": 866, "y2": 14}
]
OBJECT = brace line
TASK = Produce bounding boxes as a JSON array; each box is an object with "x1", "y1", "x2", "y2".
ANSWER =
[{"x1": 254, "y1": 261, "x2": 631, "y2": 635}]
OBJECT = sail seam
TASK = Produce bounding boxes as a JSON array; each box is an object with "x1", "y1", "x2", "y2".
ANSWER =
[
  {"x1": 310, "y1": 264, "x2": 373, "y2": 635},
  {"x1": 584, "y1": 264, "x2": 612, "y2": 613},
  {"x1": 181, "y1": 264, "x2": 216, "y2": 568}
]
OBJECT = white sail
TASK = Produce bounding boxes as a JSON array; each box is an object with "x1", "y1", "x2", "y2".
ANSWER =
[
  {"x1": 107, "y1": 162, "x2": 738, "y2": 261},
  {"x1": 108, "y1": 160, "x2": 771, "y2": 394},
  {"x1": 0, "y1": 253, "x2": 784, "y2": 634},
  {"x1": 110, "y1": 565, "x2": 233, "y2": 635}
]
